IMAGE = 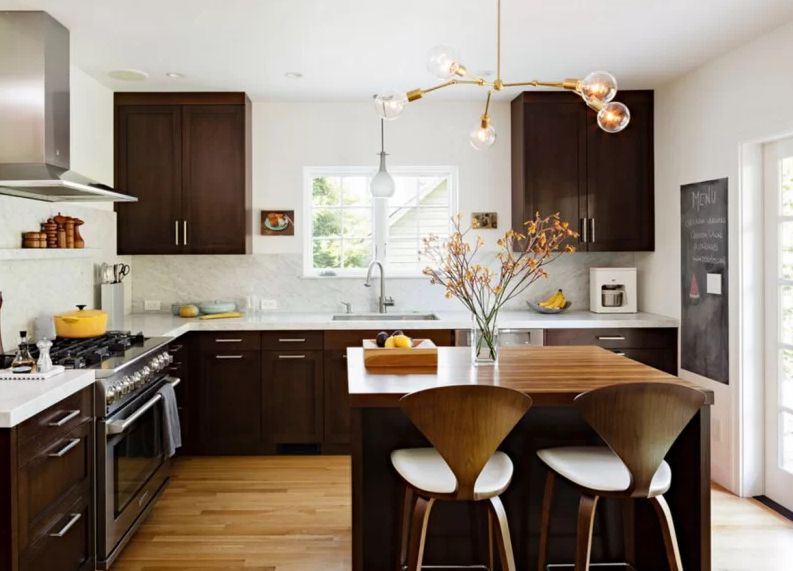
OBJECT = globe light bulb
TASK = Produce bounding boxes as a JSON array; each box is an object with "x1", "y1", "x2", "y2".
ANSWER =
[
  {"x1": 426, "y1": 45, "x2": 463, "y2": 79},
  {"x1": 469, "y1": 120, "x2": 496, "y2": 150},
  {"x1": 580, "y1": 71, "x2": 618, "y2": 104},
  {"x1": 597, "y1": 101, "x2": 631, "y2": 133},
  {"x1": 373, "y1": 91, "x2": 407, "y2": 120}
]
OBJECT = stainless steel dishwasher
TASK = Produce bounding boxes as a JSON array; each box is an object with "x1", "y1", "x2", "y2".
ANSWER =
[{"x1": 454, "y1": 328, "x2": 544, "y2": 347}]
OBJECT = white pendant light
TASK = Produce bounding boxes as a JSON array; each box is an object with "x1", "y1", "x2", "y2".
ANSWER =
[{"x1": 370, "y1": 119, "x2": 395, "y2": 198}]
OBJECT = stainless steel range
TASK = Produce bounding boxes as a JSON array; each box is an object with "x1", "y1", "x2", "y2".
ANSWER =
[{"x1": 10, "y1": 332, "x2": 179, "y2": 569}]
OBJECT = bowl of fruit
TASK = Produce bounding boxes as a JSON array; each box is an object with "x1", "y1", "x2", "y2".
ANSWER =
[
  {"x1": 363, "y1": 331, "x2": 438, "y2": 370},
  {"x1": 528, "y1": 289, "x2": 571, "y2": 314}
]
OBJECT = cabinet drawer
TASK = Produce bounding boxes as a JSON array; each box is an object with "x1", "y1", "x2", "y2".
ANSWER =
[
  {"x1": 18, "y1": 386, "x2": 92, "y2": 465},
  {"x1": 21, "y1": 487, "x2": 92, "y2": 571},
  {"x1": 261, "y1": 331, "x2": 323, "y2": 351},
  {"x1": 18, "y1": 421, "x2": 92, "y2": 544},
  {"x1": 544, "y1": 328, "x2": 677, "y2": 350},
  {"x1": 199, "y1": 332, "x2": 260, "y2": 351}
]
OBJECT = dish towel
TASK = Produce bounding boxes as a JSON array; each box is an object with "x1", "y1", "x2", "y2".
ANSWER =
[{"x1": 159, "y1": 381, "x2": 182, "y2": 457}]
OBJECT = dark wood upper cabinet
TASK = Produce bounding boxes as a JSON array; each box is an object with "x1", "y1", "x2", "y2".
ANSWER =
[
  {"x1": 511, "y1": 90, "x2": 654, "y2": 251},
  {"x1": 115, "y1": 93, "x2": 252, "y2": 255}
]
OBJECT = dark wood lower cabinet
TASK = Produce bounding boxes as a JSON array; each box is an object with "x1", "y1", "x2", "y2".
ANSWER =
[
  {"x1": 323, "y1": 349, "x2": 351, "y2": 450},
  {"x1": 263, "y1": 350, "x2": 324, "y2": 444},
  {"x1": 198, "y1": 349, "x2": 263, "y2": 454},
  {"x1": 545, "y1": 327, "x2": 678, "y2": 375},
  {"x1": 0, "y1": 385, "x2": 95, "y2": 571}
]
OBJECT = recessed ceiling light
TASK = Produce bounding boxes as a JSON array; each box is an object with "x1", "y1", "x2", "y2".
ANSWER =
[
  {"x1": 166, "y1": 72, "x2": 185, "y2": 79},
  {"x1": 107, "y1": 69, "x2": 149, "y2": 81},
  {"x1": 285, "y1": 72, "x2": 303, "y2": 79}
]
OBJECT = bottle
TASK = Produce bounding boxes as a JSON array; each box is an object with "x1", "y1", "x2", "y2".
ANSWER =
[{"x1": 11, "y1": 331, "x2": 37, "y2": 374}]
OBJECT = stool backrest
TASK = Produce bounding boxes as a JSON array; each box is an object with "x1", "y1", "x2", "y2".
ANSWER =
[
  {"x1": 574, "y1": 382, "x2": 706, "y2": 498},
  {"x1": 400, "y1": 385, "x2": 532, "y2": 500}
]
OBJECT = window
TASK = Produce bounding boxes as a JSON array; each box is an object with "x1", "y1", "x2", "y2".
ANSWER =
[{"x1": 304, "y1": 166, "x2": 457, "y2": 276}]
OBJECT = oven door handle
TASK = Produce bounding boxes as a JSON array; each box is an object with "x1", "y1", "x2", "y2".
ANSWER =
[{"x1": 106, "y1": 376, "x2": 180, "y2": 436}]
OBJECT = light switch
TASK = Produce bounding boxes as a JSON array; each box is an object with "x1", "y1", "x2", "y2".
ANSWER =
[{"x1": 706, "y1": 273, "x2": 722, "y2": 295}]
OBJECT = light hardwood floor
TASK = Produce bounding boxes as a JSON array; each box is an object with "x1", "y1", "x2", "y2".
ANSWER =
[{"x1": 113, "y1": 456, "x2": 793, "y2": 571}]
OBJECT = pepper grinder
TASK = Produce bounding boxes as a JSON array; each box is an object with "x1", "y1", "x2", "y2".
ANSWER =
[{"x1": 36, "y1": 338, "x2": 53, "y2": 373}]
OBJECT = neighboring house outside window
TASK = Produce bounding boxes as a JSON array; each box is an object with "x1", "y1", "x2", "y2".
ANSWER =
[{"x1": 303, "y1": 166, "x2": 457, "y2": 277}]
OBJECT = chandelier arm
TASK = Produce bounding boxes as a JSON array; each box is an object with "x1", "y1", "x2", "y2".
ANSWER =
[
  {"x1": 407, "y1": 79, "x2": 493, "y2": 102},
  {"x1": 483, "y1": 90, "x2": 493, "y2": 118},
  {"x1": 501, "y1": 79, "x2": 581, "y2": 91}
]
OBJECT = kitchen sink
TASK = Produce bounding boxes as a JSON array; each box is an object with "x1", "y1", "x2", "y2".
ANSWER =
[{"x1": 332, "y1": 313, "x2": 439, "y2": 321}]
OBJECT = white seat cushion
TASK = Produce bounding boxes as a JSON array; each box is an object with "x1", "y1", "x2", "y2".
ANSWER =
[
  {"x1": 390, "y1": 448, "x2": 514, "y2": 497},
  {"x1": 537, "y1": 446, "x2": 672, "y2": 496}
]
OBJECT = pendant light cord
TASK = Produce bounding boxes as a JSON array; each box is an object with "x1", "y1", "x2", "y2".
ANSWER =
[{"x1": 497, "y1": 0, "x2": 501, "y2": 81}]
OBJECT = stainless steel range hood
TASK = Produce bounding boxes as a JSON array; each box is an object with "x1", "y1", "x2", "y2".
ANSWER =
[{"x1": 0, "y1": 11, "x2": 136, "y2": 202}]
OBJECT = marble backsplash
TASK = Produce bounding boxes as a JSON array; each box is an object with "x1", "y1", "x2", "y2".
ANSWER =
[
  {"x1": 130, "y1": 252, "x2": 636, "y2": 315},
  {"x1": 0, "y1": 196, "x2": 129, "y2": 347}
]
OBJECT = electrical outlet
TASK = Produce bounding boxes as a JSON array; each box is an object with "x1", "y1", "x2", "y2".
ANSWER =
[
  {"x1": 260, "y1": 299, "x2": 278, "y2": 310},
  {"x1": 144, "y1": 300, "x2": 161, "y2": 312}
]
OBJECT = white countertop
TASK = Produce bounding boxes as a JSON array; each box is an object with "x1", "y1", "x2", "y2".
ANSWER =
[
  {"x1": 0, "y1": 370, "x2": 95, "y2": 428},
  {"x1": 123, "y1": 310, "x2": 678, "y2": 338}
]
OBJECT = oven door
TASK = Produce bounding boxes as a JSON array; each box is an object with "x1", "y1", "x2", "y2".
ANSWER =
[{"x1": 97, "y1": 379, "x2": 173, "y2": 568}]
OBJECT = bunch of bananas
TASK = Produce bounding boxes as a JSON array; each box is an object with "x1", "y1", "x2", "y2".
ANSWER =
[{"x1": 538, "y1": 289, "x2": 568, "y2": 310}]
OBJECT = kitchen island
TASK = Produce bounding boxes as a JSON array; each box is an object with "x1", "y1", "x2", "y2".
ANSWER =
[{"x1": 348, "y1": 345, "x2": 713, "y2": 571}]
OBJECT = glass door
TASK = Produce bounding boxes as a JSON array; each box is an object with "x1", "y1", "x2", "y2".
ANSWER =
[{"x1": 763, "y1": 137, "x2": 793, "y2": 510}]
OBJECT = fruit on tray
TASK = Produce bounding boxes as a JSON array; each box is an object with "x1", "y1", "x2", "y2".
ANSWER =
[
  {"x1": 376, "y1": 331, "x2": 413, "y2": 349},
  {"x1": 538, "y1": 289, "x2": 567, "y2": 310}
]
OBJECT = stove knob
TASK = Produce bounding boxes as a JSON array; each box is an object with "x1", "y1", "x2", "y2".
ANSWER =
[
  {"x1": 106, "y1": 385, "x2": 117, "y2": 404},
  {"x1": 130, "y1": 372, "x2": 143, "y2": 390},
  {"x1": 142, "y1": 366, "x2": 152, "y2": 383},
  {"x1": 155, "y1": 355, "x2": 166, "y2": 370}
]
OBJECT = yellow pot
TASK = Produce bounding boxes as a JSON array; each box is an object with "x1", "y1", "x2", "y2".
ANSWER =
[{"x1": 54, "y1": 307, "x2": 108, "y2": 338}]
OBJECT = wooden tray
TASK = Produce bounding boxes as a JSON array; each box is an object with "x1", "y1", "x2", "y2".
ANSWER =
[{"x1": 362, "y1": 339, "x2": 438, "y2": 370}]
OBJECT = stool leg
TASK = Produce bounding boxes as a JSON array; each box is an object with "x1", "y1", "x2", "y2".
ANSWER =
[
  {"x1": 397, "y1": 486, "x2": 416, "y2": 571},
  {"x1": 487, "y1": 496, "x2": 517, "y2": 571},
  {"x1": 406, "y1": 496, "x2": 435, "y2": 571},
  {"x1": 537, "y1": 471, "x2": 556, "y2": 571},
  {"x1": 487, "y1": 507, "x2": 495, "y2": 571},
  {"x1": 649, "y1": 495, "x2": 683, "y2": 571},
  {"x1": 575, "y1": 494, "x2": 599, "y2": 571}
]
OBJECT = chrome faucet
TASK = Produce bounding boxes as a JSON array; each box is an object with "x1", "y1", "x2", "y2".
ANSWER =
[{"x1": 365, "y1": 260, "x2": 394, "y2": 313}]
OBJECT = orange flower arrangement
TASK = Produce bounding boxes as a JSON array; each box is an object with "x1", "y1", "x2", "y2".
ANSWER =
[{"x1": 422, "y1": 212, "x2": 578, "y2": 363}]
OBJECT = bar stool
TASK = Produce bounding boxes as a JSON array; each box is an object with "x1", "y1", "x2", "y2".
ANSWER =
[
  {"x1": 392, "y1": 385, "x2": 532, "y2": 571},
  {"x1": 536, "y1": 382, "x2": 706, "y2": 571}
]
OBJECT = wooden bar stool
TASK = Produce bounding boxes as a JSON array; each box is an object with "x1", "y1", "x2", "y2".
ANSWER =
[
  {"x1": 393, "y1": 385, "x2": 532, "y2": 571},
  {"x1": 536, "y1": 382, "x2": 706, "y2": 571}
]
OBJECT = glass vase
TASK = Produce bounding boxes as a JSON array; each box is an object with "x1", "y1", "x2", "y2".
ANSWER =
[{"x1": 471, "y1": 313, "x2": 499, "y2": 366}]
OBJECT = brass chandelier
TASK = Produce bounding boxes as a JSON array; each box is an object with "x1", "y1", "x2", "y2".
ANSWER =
[{"x1": 373, "y1": 0, "x2": 630, "y2": 149}]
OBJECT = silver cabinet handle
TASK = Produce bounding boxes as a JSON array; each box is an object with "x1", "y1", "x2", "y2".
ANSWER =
[
  {"x1": 278, "y1": 354, "x2": 306, "y2": 360},
  {"x1": 613, "y1": 351, "x2": 627, "y2": 356},
  {"x1": 581, "y1": 218, "x2": 588, "y2": 243},
  {"x1": 597, "y1": 335, "x2": 626, "y2": 341},
  {"x1": 591, "y1": 217, "x2": 596, "y2": 243},
  {"x1": 216, "y1": 338, "x2": 243, "y2": 343},
  {"x1": 278, "y1": 338, "x2": 306, "y2": 343},
  {"x1": 167, "y1": 376, "x2": 181, "y2": 388},
  {"x1": 48, "y1": 438, "x2": 80, "y2": 458},
  {"x1": 49, "y1": 512, "x2": 82, "y2": 538},
  {"x1": 216, "y1": 355, "x2": 243, "y2": 360},
  {"x1": 48, "y1": 409, "x2": 80, "y2": 427},
  {"x1": 183, "y1": 220, "x2": 188, "y2": 246},
  {"x1": 175, "y1": 220, "x2": 180, "y2": 246}
]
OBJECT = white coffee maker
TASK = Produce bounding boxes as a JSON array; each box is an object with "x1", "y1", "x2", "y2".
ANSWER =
[{"x1": 590, "y1": 268, "x2": 637, "y2": 313}]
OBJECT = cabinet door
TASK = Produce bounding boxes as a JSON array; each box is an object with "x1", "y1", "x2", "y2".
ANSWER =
[
  {"x1": 512, "y1": 93, "x2": 587, "y2": 244},
  {"x1": 263, "y1": 351, "x2": 324, "y2": 444},
  {"x1": 586, "y1": 90, "x2": 654, "y2": 251},
  {"x1": 182, "y1": 105, "x2": 248, "y2": 254},
  {"x1": 115, "y1": 105, "x2": 182, "y2": 254},
  {"x1": 199, "y1": 350, "x2": 262, "y2": 453},
  {"x1": 323, "y1": 350, "x2": 350, "y2": 446}
]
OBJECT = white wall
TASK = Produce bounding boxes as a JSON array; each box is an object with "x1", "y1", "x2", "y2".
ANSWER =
[
  {"x1": 252, "y1": 100, "x2": 512, "y2": 253},
  {"x1": 0, "y1": 67, "x2": 120, "y2": 347},
  {"x1": 639, "y1": 20, "x2": 793, "y2": 493}
]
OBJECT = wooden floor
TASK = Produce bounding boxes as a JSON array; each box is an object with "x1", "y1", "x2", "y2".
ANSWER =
[{"x1": 113, "y1": 456, "x2": 793, "y2": 571}]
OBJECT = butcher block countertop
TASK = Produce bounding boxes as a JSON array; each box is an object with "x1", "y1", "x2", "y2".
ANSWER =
[{"x1": 347, "y1": 345, "x2": 714, "y2": 407}]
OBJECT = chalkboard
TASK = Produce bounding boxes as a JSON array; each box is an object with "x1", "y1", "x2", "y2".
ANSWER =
[{"x1": 681, "y1": 178, "x2": 729, "y2": 383}]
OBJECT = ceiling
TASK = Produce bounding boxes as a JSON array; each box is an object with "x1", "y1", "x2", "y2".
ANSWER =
[{"x1": 3, "y1": 0, "x2": 793, "y2": 100}]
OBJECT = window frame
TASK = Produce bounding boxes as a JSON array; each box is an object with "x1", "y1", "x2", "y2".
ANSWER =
[{"x1": 302, "y1": 165, "x2": 458, "y2": 278}]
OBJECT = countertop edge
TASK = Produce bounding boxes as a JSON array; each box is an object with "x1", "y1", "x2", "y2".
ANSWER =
[{"x1": 0, "y1": 370, "x2": 96, "y2": 428}]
